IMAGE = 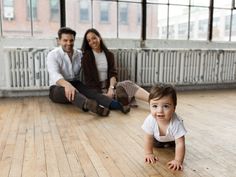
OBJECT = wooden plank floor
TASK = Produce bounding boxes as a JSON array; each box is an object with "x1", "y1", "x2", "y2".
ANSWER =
[{"x1": 0, "y1": 89, "x2": 235, "y2": 177}]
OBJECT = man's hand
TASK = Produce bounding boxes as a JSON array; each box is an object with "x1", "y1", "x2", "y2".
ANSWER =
[
  {"x1": 56, "y1": 79, "x2": 77, "y2": 102},
  {"x1": 64, "y1": 83, "x2": 77, "y2": 102}
]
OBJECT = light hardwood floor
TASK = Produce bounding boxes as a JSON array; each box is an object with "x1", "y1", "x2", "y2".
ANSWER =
[{"x1": 0, "y1": 89, "x2": 235, "y2": 177}]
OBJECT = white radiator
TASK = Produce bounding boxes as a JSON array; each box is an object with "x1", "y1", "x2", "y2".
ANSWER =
[
  {"x1": 137, "y1": 49, "x2": 236, "y2": 86},
  {"x1": 3, "y1": 48, "x2": 236, "y2": 90},
  {"x1": 4, "y1": 48, "x2": 50, "y2": 90},
  {"x1": 112, "y1": 49, "x2": 136, "y2": 82}
]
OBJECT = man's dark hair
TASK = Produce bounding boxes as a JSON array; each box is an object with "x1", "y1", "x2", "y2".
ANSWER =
[
  {"x1": 58, "y1": 27, "x2": 76, "y2": 39},
  {"x1": 149, "y1": 84, "x2": 177, "y2": 108}
]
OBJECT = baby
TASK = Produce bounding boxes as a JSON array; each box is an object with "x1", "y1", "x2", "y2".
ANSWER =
[{"x1": 142, "y1": 84, "x2": 187, "y2": 171}]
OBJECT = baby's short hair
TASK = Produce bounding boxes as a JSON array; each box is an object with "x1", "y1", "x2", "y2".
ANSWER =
[{"x1": 149, "y1": 84, "x2": 177, "y2": 107}]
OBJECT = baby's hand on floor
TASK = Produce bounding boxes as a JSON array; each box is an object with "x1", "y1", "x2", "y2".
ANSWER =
[
  {"x1": 167, "y1": 160, "x2": 183, "y2": 171},
  {"x1": 145, "y1": 154, "x2": 158, "y2": 164}
]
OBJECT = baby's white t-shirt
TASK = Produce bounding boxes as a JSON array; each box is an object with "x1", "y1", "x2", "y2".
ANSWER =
[{"x1": 141, "y1": 113, "x2": 187, "y2": 142}]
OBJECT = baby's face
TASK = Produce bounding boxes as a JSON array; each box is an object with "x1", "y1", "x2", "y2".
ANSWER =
[{"x1": 149, "y1": 96, "x2": 175, "y2": 123}]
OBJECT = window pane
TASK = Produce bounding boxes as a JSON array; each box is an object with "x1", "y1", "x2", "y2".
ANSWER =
[
  {"x1": 190, "y1": 7, "x2": 209, "y2": 40},
  {"x1": 137, "y1": 4, "x2": 141, "y2": 25},
  {"x1": 66, "y1": 0, "x2": 91, "y2": 38},
  {"x1": 100, "y1": 2, "x2": 109, "y2": 23},
  {"x1": 212, "y1": 9, "x2": 231, "y2": 41},
  {"x1": 50, "y1": 0, "x2": 60, "y2": 22},
  {"x1": 214, "y1": 0, "x2": 232, "y2": 8},
  {"x1": 33, "y1": 0, "x2": 60, "y2": 37},
  {"x1": 118, "y1": 2, "x2": 141, "y2": 39},
  {"x1": 189, "y1": 22, "x2": 195, "y2": 40},
  {"x1": 231, "y1": 12, "x2": 236, "y2": 41},
  {"x1": 93, "y1": 1, "x2": 117, "y2": 38},
  {"x1": 169, "y1": 5, "x2": 189, "y2": 39},
  {"x1": 3, "y1": 0, "x2": 13, "y2": 6},
  {"x1": 2, "y1": 0, "x2": 60, "y2": 37},
  {"x1": 156, "y1": 4, "x2": 168, "y2": 39},
  {"x1": 147, "y1": 4, "x2": 159, "y2": 39},
  {"x1": 27, "y1": 0, "x2": 37, "y2": 20},
  {"x1": 198, "y1": 19, "x2": 208, "y2": 39},
  {"x1": 3, "y1": 0, "x2": 14, "y2": 20},
  {"x1": 119, "y1": 3, "x2": 128, "y2": 24},
  {"x1": 156, "y1": 10, "x2": 167, "y2": 39},
  {"x1": 178, "y1": 23, "x2": 188, "y2": 39},
  {"x1": 147, "y1": 0, "x2": 167, "y2": 3},
  {"x1": 80, "y1": 0, "x2": 90, "y2": 21},
  {"x1": 169, "y1": 0, "x2": 189, "y2": 5},
  {"x1": 120, "y1": 0, "x2": 141, "y2": 2},
  {"x1": 2, "y1": 0, "x2": 31, "y2": 36},
  {"x1": 191, "y1": 0, "x2": 209, "y2": 7}
]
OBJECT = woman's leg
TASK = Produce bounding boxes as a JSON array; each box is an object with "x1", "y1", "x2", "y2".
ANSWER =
[
  {"x1": 134, "y1": 87, "x2": 149, "y2": 102},
  {"x1": 116, "y1": 80, "x2": 149, "y2": 102}
]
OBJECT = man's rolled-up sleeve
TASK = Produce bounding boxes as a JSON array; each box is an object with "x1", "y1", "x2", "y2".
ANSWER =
[{"x1": 46, "y1": 52, "x2": 64, "y2": 85}]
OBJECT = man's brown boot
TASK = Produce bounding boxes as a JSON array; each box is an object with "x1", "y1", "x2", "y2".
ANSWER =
[{"x1": 85, "y1": 99, "x2": 110, "y2": 117}]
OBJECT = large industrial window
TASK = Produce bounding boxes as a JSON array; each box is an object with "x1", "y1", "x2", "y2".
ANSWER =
[{"x1": 0, "y1": 0, "x2": 236, "y2": 41}]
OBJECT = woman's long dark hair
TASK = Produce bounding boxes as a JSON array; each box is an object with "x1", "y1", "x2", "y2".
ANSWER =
[{"x1": 81, "y1": 28, "x2": 109, "y2": 53}]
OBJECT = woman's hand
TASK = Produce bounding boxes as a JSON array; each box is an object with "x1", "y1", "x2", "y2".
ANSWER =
[
  {"x1": 145, "y1": 153, "x2": 158, "y2": 164},
  {"x1": 106, "y1": 87, "x2": 115, "y2": 98},
  {"x1": 167, "y1": 160, "x2": 183, "y2": 171}
]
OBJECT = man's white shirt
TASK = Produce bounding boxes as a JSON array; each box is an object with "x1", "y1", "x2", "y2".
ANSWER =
[{"x1": 46, "y1": 46, "x2": 83, "y2": 86}]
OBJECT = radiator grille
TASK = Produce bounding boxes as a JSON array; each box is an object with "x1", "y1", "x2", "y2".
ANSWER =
[
  {"x1": 112, "y1": 49, "x2": 136, "y2": 82},
  {"x1": 137, "y1": 49, "x2": 236, "y2": 86},
  {"x1": 5, "y1": 48, "x2": 50, "y2": 89}
]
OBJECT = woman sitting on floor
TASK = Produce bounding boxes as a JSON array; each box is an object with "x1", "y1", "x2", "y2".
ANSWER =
[{"x1": 81, "y1": 28, "x2": 149, "y2": 111}]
